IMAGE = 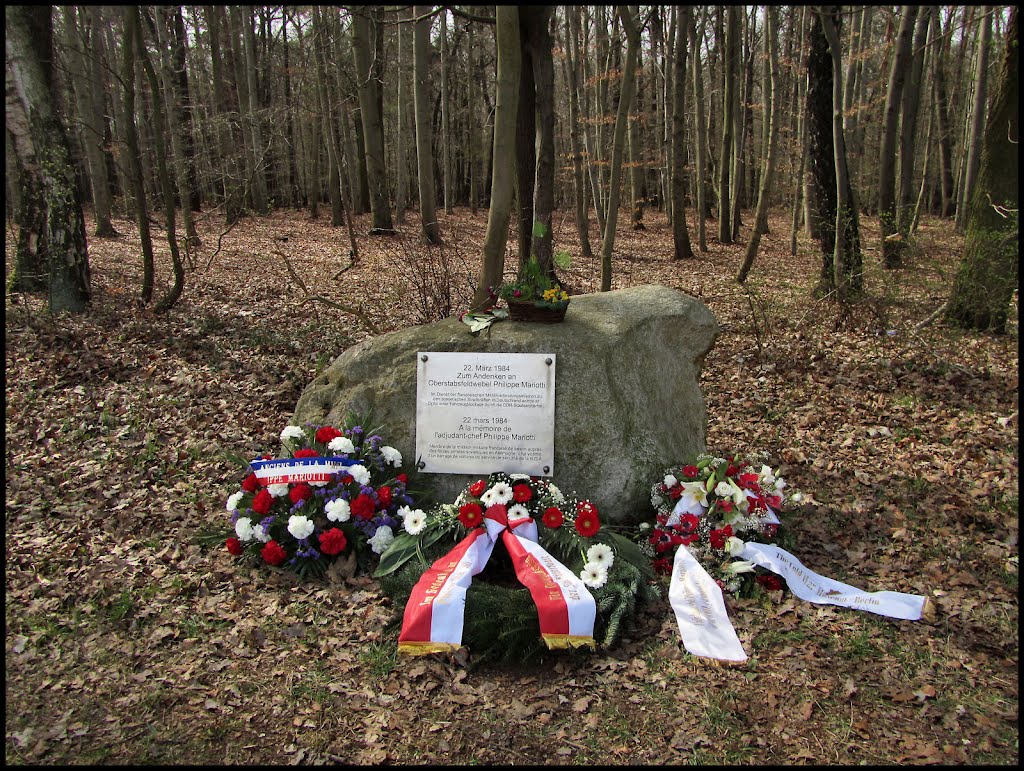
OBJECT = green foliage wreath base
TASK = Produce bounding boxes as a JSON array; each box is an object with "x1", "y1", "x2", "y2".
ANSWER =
[{"x1": 378, "y1": 531, "x2": 660, "y2": 665}]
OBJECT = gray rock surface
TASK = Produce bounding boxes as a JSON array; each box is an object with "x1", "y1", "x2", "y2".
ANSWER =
[{"x1": 291, "y1": 284, "x2": 718, "y2": 521}]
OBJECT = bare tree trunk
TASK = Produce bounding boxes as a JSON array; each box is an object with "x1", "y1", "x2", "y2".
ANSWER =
[
  {"x1": 413, "y1": 5, "x2": 440, "y2": 244},
  {"x1": 599, "y1": 6, "x2": 640, "y2": 292},
  {"x1": 628, "y1": 43, "x2": 645, "y2": 231},
  {"x1": 790, "y1": 7, "x2": 810, "y2": 255},
  {"x1": 206, "y1": 6, "x2": 243, "y2": 225},
  {"x1": 931, "y1": 8, "x2": 955, "y2": 218},
  {"x1": 718, "y1": 6, "x2": 739, "y2": 243},
  {"x1": 671, "y1": 6, "x2": 693, "y2": 259},
  {"x1": 957, "y1": 6, "x2": 992, "y2": 231},
  {"x1": 474, "y1": 6, "x2": 521, "y2": 309},
  {"x1": 878, "y1": 6, "x2": 918, "y2": 268},
  {"x1": 241, "y1": 6, "x2": 269, "y2": 215},
  {"x1": 690, "y1": 8, "x2": 709, "y2": 252},
  {"x1": 561, "y1": 7, "x2": 593, "y2": 259},
  {"x1": 526, "y1": 6, "x2": 556, "y2": 271},
  {"x1": 896, "y1": 8, "x2": 930, "y2": 235},
  {"x1": 737, "y1": 6, "x2": 780, "y2": 283}
]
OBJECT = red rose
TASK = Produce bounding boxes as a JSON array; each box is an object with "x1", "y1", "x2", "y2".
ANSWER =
[
  {"x1": 575, "y1": 509, "x2": 600, "y2": 538},
  {"x1": 339, "y1": 473, "x2": 353, "y2": 485},
  {"x1": 718, "y1": 500, "x2": 733, "y2": 514},
  {"x1": 261, "y1": 540, "x2": 288, "y2": 566},
  {"x1": 396, "y1": 473, "x2": 408, "y2": 485},
  {"x1": 226, "y1": 537, "x2": 243, "y2": 556},
  {"x1": 351, "y1": 494, "x2": 375, "y2": 521},
  {"x1": 318, "y1": 527, "x2": 348, "y2": 556},
  {"x1": 315, "y1": 426, "x2": 343, "y2": 444},
  {"x1": 726, "y1": 464, "x2": 739, "y2": 477},
  {"x1": 376, "y1": 486, "x2": 392, "y2": 508},
  {"x1": 757, "y1": 574, "x2": 784, "y2": 592},
  {"x1": 458, "y1": 503, "x2": 484, "y2": 529},
  {"x1": 294, "y1": 448, "x2": 318, "y2": 459},
  {"x1": 709, "y1": 525, "x2": 733, "y2": 550},
  {"x1": 542, "y1": 506, "x2": 564, "y2": 528},
  {"x1": 468, "y1": 480, "x2": 487, "y2": 497},
  {"x1": 289, "y1": 483, "x2": 313, "y2": 504},
  {"x1": 241, "y1": 473, "x2": 259, "y2": 493},
  {"x1": 512, "y1": 484, "x2": 532, "y2": 503},
  {"x1": 668, "y1": 486, "x2": 683, "y2": 500},
  {"x1": 252, "y1": 488, "x2": 274, "y2": 515},
  {"x1": 682, "y1": 465, "x2": 699, "y2": 479}
]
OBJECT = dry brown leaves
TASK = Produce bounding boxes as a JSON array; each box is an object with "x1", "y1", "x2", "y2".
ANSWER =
[{"x1": 4, "y1": 206, "x2": 1017, "y2": 765}]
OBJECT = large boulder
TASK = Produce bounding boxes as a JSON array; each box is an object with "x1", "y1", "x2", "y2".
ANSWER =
[{"x1": 292, "y1": 284, "x2": 718, "y2": 522}]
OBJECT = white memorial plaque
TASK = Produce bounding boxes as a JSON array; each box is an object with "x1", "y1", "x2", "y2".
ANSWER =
[{"x1": 415, "y1": 352, "x2": 556, "y2": 476}]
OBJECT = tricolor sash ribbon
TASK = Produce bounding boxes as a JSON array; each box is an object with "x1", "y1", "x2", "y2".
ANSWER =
[
  {"x1": 669, "y1": 540, "x2": 930, "y2": 663},
  {"x1": 250, "y1": 456, "x2": 357, "y2": 486},
  {"x1": 398, "y1": 506, "x2": 597, "y2": 656}
]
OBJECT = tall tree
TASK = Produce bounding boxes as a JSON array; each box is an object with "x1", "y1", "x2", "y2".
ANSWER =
[
  {"x1": 878, "y1": 6, "x2": 919, "y2": 268},
  {"x1": 737, "y1": 6, "x2": 780, "y2": 283},
  {"x1": 930, "y1": 7, "x2": 956, "y2": 218},
  {"x1": 473, "y1": 6, "x2": 520, "y2": 309},
  {"x1": 689, "y1": 8, "x2": 709, "y2": 252},
  {"x1": 717, "y1": 6, "x2": 739, "y2": 243},
  {"x1": 561, "y1": 6, "x2": 594, "y2": 259},
  {"x1": 956, "y1": 6, "x2": 993, "y2": 231},
  {"x1": 412, "y1": 5, "x2": 440, "y2": 244},
  {"x1": 599, "y1": 6, "x2": 640, "y2": 291},
  {"x1": 670, "y1": 6, "x2": 693, "y2": 259},
  {"x1": 351, "y1": 7, "x2": 394, "y2": 234},
  {"x1": 5, "y1": 4, "x2": 91, "y2": 311},
  {"x1": 896, "y1": 8, "x2": 930, "y2": 235},
  {"x1": 946, "y1": 6, "x2": 1018, "y2": 333},
  {"x1": 806, "y1": 6, "x2": 861, "y2": 299}
]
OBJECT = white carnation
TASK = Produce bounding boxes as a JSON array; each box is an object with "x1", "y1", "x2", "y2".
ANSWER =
[
  {"x1": 254, "y1": 523, "x2": 271, "y2": 543},
  {"x1": 379, "y1": 446, "x2": 402, "y2": 467},
  {"x1": 664, "y1": 474, "x2": 678, "y2": 488},
  {"x1": 396, "y1": 505, "x2": 413, "y2": 519},
  {"x1": 325, "y1": 498, "x2": 351, "y2": 523},
  {"x1": 287, "y1": 515, "x2": 315, "y2": 540},
  {"x1": 348, "y1": 464, "x2": 370, "y2": 486},
  {"x1": 368, "y1": 525, "x2": 395, "y2": 554},
  {"x1": 234, "y1": 517, "x2": 256, "y2": 542},
  {"x1": 226, "y1": 491, "x2": 244, "y2": 512},
  {"x1": 280, "y1": 425, "x2": 306, "y2": 444},
  {"x1": 268, "y1": 483, "x2": 290, "y2": 498},
  {"x1": 547, "y1": 484, "x2": 565, "y2": 504},
  {"x1": 328, "y1": 436, "x2": 355, "y2": 454}
]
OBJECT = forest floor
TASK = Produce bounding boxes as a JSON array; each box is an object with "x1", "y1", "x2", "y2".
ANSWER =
[{"x1": 5, "y1": 205, "x2": 1018, "y2": 765}]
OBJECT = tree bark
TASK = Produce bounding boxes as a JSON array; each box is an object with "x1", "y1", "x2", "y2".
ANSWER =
[
  {"x1": 946, "y1": 6, "x2": 1018, "y2": 333},
  {"x1": 562, "y1": 7, "x2": 593, "y2": 259},
  {"x1": 240, "y1": 6, "x2": 269, "y2": 215},
  {"x1": 206, "y1": 6, "x2": 243, "y2": 225},
  {"x1": 525, "y1": 6, "x2": 556, "y2": 271},
  {"x1": 689, "y1": 8, "x2": 709, "y2": 252},
  {"x1": 718, "y1": 6, "x2": 739, "y2": 243},
  {"x1": 931, "y1": 8, "x2": 955, "y2": 218},
  {"x1": 413, "y1": 5, "x2": 440, "y2": 244},
  {"x1": 599, "y1": 6, "x2": 640, "y2": 291},
  {"x1": 5, "y1": 4, "x2": 91, "y2": 309},
  {"x1": 671, "y1": 6, "x2": 693, "y2": 259},
  {"x1": 473, "y1": 6, "x2": 521, "y2": 309},
  {"x1": 737, "y1": 6, "x2": 780, "y2": 282},
  {"x1": 896, "y1": 8, "x2": 930, "y2": 235},
  {"x1": 878, "y1": 6, "x2": 918, "y2": 268},
  {"x1": 957, "y1": 6, "x2": 993, "y2": 231},
  {"x1": 440, "y1": 10, "x2": 453, "y2": 214},
  {"x1": 351, "y1": 8, "x2": 393, "y2": 233}
]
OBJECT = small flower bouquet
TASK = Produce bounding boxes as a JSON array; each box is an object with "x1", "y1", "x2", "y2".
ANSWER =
[
  {"x1": 223, "y1": 420, "x2": 415, "y2": 578},
  {"x1": 495, "y1": 255, "x2": 570, "y2": 322},
  {"x1": 642, "y1": 452, "x2": 800, "y2": 595},
  {"x1": 376, "y1": 472, "x2": 657, "y2": 660}
]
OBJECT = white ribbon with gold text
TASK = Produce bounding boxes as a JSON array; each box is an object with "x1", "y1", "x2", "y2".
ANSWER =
[{"x1": 668, "y1": 544, "x2": 748, "y2": 663}]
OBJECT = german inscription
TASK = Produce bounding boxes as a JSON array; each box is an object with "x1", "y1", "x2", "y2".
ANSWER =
[{"x1": 415, "y1": 352, "x2": 555, "y2": 475}]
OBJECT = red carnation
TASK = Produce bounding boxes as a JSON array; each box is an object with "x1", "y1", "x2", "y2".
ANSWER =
[
  {"x1": 458, "y1": 503, "x2": 484, "y2": 529},
  {"x1": 252, "y1": 488, "x2": 274, "y2": 515},
  {"x1": 718, "y1": 500, "x2": 733, "y2": 514},
  {"x1": 468, "y1": 480, "x2": 487, "y2": 497},
  {"x1": 294, "y1": 448, "x2": 318, "y2": 459},
  {"x1": 241, "y1": 473, "x2": 259, "y2": 493},
  {"x1": 261, "y1": 540, "x2": 288, "y2": 566},
  {"x1": 396, "y1": 473, "x2": 408, "y2": 485},
  {"x1": 709, "y1": 525, "x2": 733, "y2": 550},
  {"x1": 226, "y1": 537, "x2": 243, "y2": 556},
  {"x1": 512, "y1": 484, "x2": 533, "y2": 503},
  {"x1": 289, "y1": 483, "x2": 313, "y2": 504},
  {"x1": 315, "y1": 426, "x2": 343, "y2": 444},
  {"x1": 757, "y1": 574, "x2": 784, "y2": 592},
  {"x1": 668, "y1": 485, "x2": 683, "y2": 500},
  {"x1": 738, "y1": 472, "x2": 760, "y2": 489},
  {"x1": 682, "y1": 465, "x2": 699, "y2": 479},
  {"x1": 653, "y1": 557, "x2": 673, "y2": 575},
  {"x1": 318, "y1": 527, "x2": 348, "y2": 556},
  {"x1": 376, "y1": 485, "x2": 393, "y2": 508},
  {"x1": 351, "y1": 494, "x2": 375, "y2": 521},
  {"x1": 542, "y1": 506, "x2": 564, "y2": 529},
  {"x1": 726, "y1": 464, "x2": 739, "y2": 477},
  {"x1": 575, "y1": 508, "x2": 600, "y2": 538}
]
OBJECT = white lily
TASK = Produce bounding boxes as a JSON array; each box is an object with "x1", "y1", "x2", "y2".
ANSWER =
[
  {"x1": 723, "y1": 559, "x2": 756, "y2": 574},
  {"x1": 725, "y1": 536, "x2": 746, "y2": 557},
  {"x1": 680, "y1": 480, "x2": 709, "y2": 510}
]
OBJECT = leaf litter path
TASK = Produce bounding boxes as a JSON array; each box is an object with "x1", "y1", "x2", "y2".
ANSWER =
[{"x1": 5, "y1": 207, "x2": 1018, "y2": 764}]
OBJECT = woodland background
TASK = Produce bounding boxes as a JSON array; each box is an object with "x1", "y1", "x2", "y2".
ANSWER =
[{"x1": 5, "y1": 4, "x2": 1019, "y2": 765}]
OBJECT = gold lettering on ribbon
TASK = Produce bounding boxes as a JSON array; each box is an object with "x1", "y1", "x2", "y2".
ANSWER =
[{"x1": 418, "y1": 558, "x2": 461, "y2": 606}]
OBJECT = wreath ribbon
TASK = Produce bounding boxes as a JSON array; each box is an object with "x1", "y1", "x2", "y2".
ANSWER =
[
  {"x1": 669, "y1": 541, "x2": 932, "y2": 664},
  {"x1": 249, "y1": 456, "x2": 357, "y2": 485},
  {"x1": 398, "y1": 507, "x2": 596, "y2": 656}
]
